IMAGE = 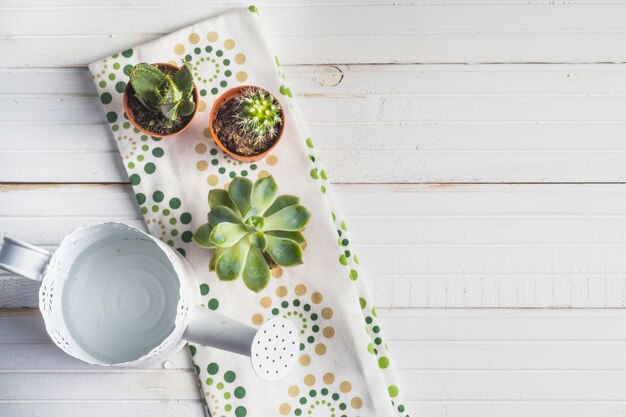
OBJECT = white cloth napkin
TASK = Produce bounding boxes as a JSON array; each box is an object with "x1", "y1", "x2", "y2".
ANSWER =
[{"x1": 89, "y1": 7, "x2": 409, "y2": 417}]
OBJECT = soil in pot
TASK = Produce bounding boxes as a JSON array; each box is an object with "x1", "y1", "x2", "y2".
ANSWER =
[
  {"x1": 128, "y1": 66, "x2": 195, "y2": 137},
  {"x1": 213, "y1": 98, "x2": 283, "y2": 157}
]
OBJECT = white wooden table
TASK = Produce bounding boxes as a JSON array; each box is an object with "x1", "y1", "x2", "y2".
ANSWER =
[{"x1": 3, "y1": 1, "x2": 626, "y2": 416}]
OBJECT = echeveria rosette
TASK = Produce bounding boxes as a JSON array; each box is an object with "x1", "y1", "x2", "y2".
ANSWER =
[{"x1": 193, "y1": 176, "x2": 311, "y2": 292}]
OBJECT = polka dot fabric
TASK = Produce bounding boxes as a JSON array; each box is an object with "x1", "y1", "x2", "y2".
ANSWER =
[{"x1": 89, "y1": 7, "x2": 408, "y2": 417}]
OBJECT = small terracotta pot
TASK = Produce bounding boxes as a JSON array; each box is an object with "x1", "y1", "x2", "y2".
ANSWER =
[
  {"x1": 123, "y1": 63, "x2": 199, "y2": 138},
  {"x1": 209, "y1": 85, "x2": 285, "y2": 163}
]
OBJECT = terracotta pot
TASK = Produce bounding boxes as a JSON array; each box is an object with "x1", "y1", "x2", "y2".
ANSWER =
[
  {"x1": 208, "y1": 85, "x2": 285, "y2": 163},
  {"x1": 123, "y1": 63, "x2": 199, "y2": 138}
]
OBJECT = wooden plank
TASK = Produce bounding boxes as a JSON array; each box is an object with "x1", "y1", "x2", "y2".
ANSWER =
[
  {"x1": 2, "y1": 2, "x2": 626, "y2": 65},
  {"x1": 0, "y1": 402, "x2": 206, "y2": 417},
  {"x1": 3, "y1": 65, "x2": 626, "y2": 183},
  {"x1": 3, "y1": 183, "x2": 626, "y2": 308},
  {"x1": 407, "y1": 401, "x2": 626, "y2": 417}
]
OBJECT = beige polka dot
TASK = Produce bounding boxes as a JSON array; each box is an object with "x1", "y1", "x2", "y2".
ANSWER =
[
  {"x1": 173, "y1": 44, "x2": 185, "y2": 55},
  {"x1": 271, "y1": 267, "x2": 283, "y2": 278},
  {"x1": 340, "y1": 381, "x2": 352, "y2": 393},
  {"x1": 189, "y1": 32, "x2": 200, "y2": 44},
  {"x1": 351, "y1": 397, "x2": 363, "y2": 409},
  {"x1": 288, "y1": 385, "x2": 300, "y2": 397},
  {"x1": 203, "y1": 127, "x2": 212, "y2": 138},
  {"x1": 323, "y1": 373, "x2": 335, "y2": 384},
  {"x1": 321, "y1": 307, "x2": 334, "y2": 319},
  {"x1": 279, "y1": 403, "x2": 291, "y2": 415},
  {"x1": 236, "y1": 71, "x2": 248, "y2": 82},
  {"x1": 168, "y1": 60, "x2": 177, "y2": 66},
  {"x1": 224, "y1": 182, "x2": 230, "y2": 191},
  {"x1": 276, "y1": 286, "x2": 288, "y2": 297},
  {"x1": 197, "y1": 100, "x2": 206, "y2": 112},
  {"x1": 295, "y1": 284, "x2": 307, "y2": 296},
  {"x1": 260, "y1": 297, "x2": 272, "y2": 308},
  {"x1": 304, "y1": 374, "x2": 316, "y2": 386},
  {"x1": 266, "y1": 155, "x2": 278, "y2": 166},
  {"x1": 196, "y1": 161, "x2": 208, "y2": 171},
  {"x1": 224, "y1": 39, "x2": 235, "y2": 50},
  {"x1": 195, "y1": 143, "x2": 207, "y2": 154},
  {"x1": 258, "y1": 170, "x2": 270, "y2": 179},
  {"x1": 252, "y1": 313, "x2": 263, "y2": 325},
  {"x1": 207, "y1": 31, "x2": 218, "y2": 42},
  {"x1": 323, "y1": 326, "x2": 335, "y2": 338},
  {"x1": 315, "y1": 343, "x2": 327, "y2": 355},
  {"x1": 234, "y1": 53, "x2": 246, "y2": 64},
  {"x1": 299, "y1": 354, "x2": 311, "y2": 366},
  {"x1": 207, "y1": 175, "x2": 219, "y2": 186},
  {"x1": 311, "y1": 292, "x2": 323, "y2": 304}
]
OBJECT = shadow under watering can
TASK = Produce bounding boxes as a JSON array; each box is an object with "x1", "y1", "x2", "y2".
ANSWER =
[{"x1": 0, "y1": 222, "x2": 299, "y2": 380}]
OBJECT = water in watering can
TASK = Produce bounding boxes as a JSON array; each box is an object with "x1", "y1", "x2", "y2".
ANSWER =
[{"x1": 61, "y1": 235, "x2": 180, "y2": 363}]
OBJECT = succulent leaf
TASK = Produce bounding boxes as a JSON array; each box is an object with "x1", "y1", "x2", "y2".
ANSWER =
[
  {"x1": 193, "y1": 223, "x2": 215, "y2": 248},
  {"x1": 242, "y1": 245, "x2": 270, "y2": 292},
  {"x1": 209, "y1": 189, "x2": 240, "y2": 215},
  {"x1": 251, "y1": 175, "x2": 278, "y2": 212},
  {"x1": 209, "y1": 222, "x2": 249, "y2": 248},
  {"x1": 265, "y1": 230, "x2": 305, "y2": 245},
  {"x1": 215, "y1": 240, "x2": 249, "y2": 281},
  {"x1": 160, "y1": 76, "x2": 183, "y2": 105},
  {"x1": 159, "y1": 101, "x2": 180, "y2": 121},
  {"x1": 208, "y1": 206, "x2": 241, "y2": 227},
  {"x1": 264, "y1": 195, "x2": 299, "y2": 217},
  {"x1": 129, "y1": 64, "x2": 166, "y2": 109},
  {"x1": 209, "y1": 248, "x2": 225, "y2": 271},
  {"x1": 228, "y1": 177, "x2": 253, "y2": 215},
  {"x1": 265, "y1": 235, "x2": 303, "y2": 267},
  {"x1": 249, "y1": 231, "x2": 267, "y2": 250},
  {"x1": 178, "y1": 98, "x2": 196, "y2": 117},
  {"x1": 263, "y1": 205, "x2": 311, "y2": 231},
  {"x1": 173, "y1": 62, "x2": 195, "y2": 98}
]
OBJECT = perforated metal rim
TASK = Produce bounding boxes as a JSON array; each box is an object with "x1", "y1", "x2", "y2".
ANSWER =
[{"x1": 250, "y1": 317, "x2": 300, "y2": 381}]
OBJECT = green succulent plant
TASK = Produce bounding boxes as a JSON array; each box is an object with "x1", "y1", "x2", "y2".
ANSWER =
[
  {"x1": 193, "y1": 176, "x2": 311, "y2": 292},
  {"x1": 234, "y1": 87, "x2": 283, "y2": 141},
  {"x1": 129, "y1": 62, "x2": 196, "y2": 127}
]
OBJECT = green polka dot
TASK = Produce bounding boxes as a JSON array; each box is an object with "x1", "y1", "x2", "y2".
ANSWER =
[
  {"x1": 144, "y1": 163, "x2": 156, "y2": 174},
  {"x1": 169, "y1": 198, "x2": 181, "y2": 209},
  {"x1": 113, "y1": 63, "x2": 120, "y2": 70},
  {"x1": 378, "y1": 356, "x2": 390, "y2": 368},
  {"x1": 169, "y1": 218, "x2": 177, "y2": 225},
  {"x1": 359, "y1": 298, "x2": 367, "y2": 309},
  {"x1": 115, "y1": 81, "x2": 126, "y2": 93},
  {"x1": 99, "y1": 80, "x2": 106, "y2": 88},
  {"x1": 225, "y1": 70, "x2": 232, "y2": 77},
  {"x1": 207, "y1": 362, "x2": 219, "y2": 375},
  {"x1": 152, "y1": 190, "x2": 164, "y2": 202},
  {"x1": 218, "y1": 167, "x2": 226, "y2": 174},
  {"x1": 111, "y1": 124, "x2": 119, "y2": 132},
  {"x1": 194, "y1": 47, "x2": 201, "y2": 54},
  {"x1": 152, "y1": 147, "x2": 164, "y2": 158},
  {"x1": 235, "y1": 406, "x2": 247, "y2": 417},
  {"x1": 185, "y1": 54, "x2": 192, "y2": 62},
  {"x1": 140, "y1": 207, "x2": 148, "y2": 214},
  {"x1": 367, "y1": 343, "x2": 375, "y2": 354},
  {"x1": 142, "y1": 144, "x2": 149, "y2": 151},
  {"x1": 224, "y1": 371, "x2": 236, "y2": 383},
  {"x1": 127, "y1": 162, "x2": 134, "y2": 169},
  {"x1": 151, "y1": 205, "x2": 159, "y2": 213},
  {"x1": 339, "y1": 254, "x2": 348, "y2": 265},
  {"x1": 108, "y1": 73, "x2": 115, "y2": 81},
  {"x1": 181, "y1": 231, "x2": 193, "y2": 243},
  {"x1": 206, "y1": 377, "x2": 213, "y2": 385},
  {"x1": 137, "y1": 155, "x2": 144, "y2": 162},
  {"x1": 388, "y1": 385, "x2": 399, "y2": 398},
  {"x1": 100, "y1": 93, "x2": 112, "y2": 104},
  {"x1": 224, "y1": 392, "x2": 231, "y2": 399},
  {"x1": 216, "y1": 382, "x2": 224, "y2": 389},
  {"x1": 310, "y1": 169, "x2": 319, "y2": 179},
  {"x1": 220, "y1": 80, "x2": 227, "y2": 87},
  {"x1": 162, "y1": 209, "x2": 170, "y2": 216},
  {"x1": 170, "y1": 229, "x2": 178, "y2": 237},
  {"x1": 189, "y1": 345, "x2": 196, "y2": 356},
  {"x1": 200, "y1": 284, "x2": 209, "y2": 295},
  {"x1": 136, "y1": 193, "x2": 146, "y2": 205},
  {"x1": 211, "y1": 87, "x2": 219, "y2": 95},
  {"x1": 305, "y1": 138, "x2": 314, "y2": 148},
  {"x1": 123, "y1": 122, "x2": 131, "y2": 129},
  {"x1": 373, "y1": 325, "x2": 380, "y2": 333},
  {"x1": 106, "y1": 112, "x2": 118, "y2": 123},
  {"x1": 234, "y1": 386, "x2": 245, "y2": 399},
  {"x1": 205, "y1": 46, "x2": 213, "y2": 53},
  {"x1": 216, "y1": 50, "x2": 223, "y2": 57},
  {"x1": 177, "y1": 247, "x2": 186, "y2": 257},
  {"x1": 200, "y1": 89, "x2": 207, "y2": 97},
  {"x1": 121, "y1": 49, "x2": 133, "y2": 58},
  {"x1": 129, "y1": 174, "x2": 140, "y2": 185},
  {"x1": 208, "y1": 298, "x2": 219, "y2": 310},
  {"x1": 350, "y1": 269, "x2": 358, "y2": 280},
  {"x1": 123, "y1": 64, "x2": 133, "y2": 75},
  {"x1": 180, "y1": 212, "x2": 192, "y2": 224}
]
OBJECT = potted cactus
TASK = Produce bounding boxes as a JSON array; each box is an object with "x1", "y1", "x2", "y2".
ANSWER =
[
  {"x1": 209, "y1": 86, "x2": 285, "y2": 162},
  {"x1": 123, "y1": 62, "x2": 198, "y2": 138},
  {"x1": 193, "y1": 175, "x2": 310, "y2": 292}
]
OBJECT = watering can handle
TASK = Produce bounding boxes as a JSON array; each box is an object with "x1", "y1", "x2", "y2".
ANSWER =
[{"x1": 0, "y1": 237, "x2": 51, "y2": 282}]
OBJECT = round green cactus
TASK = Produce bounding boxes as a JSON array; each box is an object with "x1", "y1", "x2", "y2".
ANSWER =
[
  {"x1": 233, "y1": 87, "x2": 283, "y2": 141},
  {"x1": 193, "y1": 176, "x2": 310, "y2": 292}
]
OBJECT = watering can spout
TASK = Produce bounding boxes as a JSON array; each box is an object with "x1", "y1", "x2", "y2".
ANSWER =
[{"x1": 184, "y1": 305, "x2": 299, "y2": 380}]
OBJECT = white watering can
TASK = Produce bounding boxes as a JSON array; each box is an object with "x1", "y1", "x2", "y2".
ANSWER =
[{"x1": 0, "y1": 222, "x2": 299, "y2": 380}]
